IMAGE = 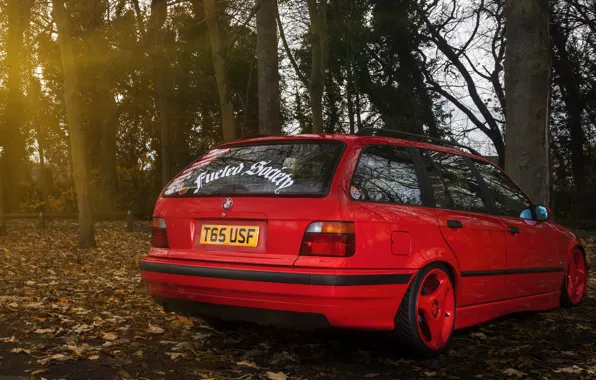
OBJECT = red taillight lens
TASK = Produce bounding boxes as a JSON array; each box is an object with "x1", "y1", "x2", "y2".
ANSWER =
[
  {"x1": 151, "y1": 218, "x2": 169, "y2": 248},
  {"x1": 299, "y1": 222, "x2": 356, "y2": 257}
]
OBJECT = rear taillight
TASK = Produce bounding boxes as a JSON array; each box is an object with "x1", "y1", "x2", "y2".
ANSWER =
[
  {"x1": 151, "y1": 218, "x2": 169, "y2": 248},
  {"x1": 299, "y1": 222, "x2": 356, "y2": 257}
]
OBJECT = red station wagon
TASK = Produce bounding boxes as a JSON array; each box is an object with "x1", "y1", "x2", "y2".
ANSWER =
[{"x1": 139, "y1": 128, "x2": 589, "y2": 356}]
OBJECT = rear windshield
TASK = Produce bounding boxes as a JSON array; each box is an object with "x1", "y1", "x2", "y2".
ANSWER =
[{"x1": 162, "y1": 141, "x2": 345, "y2": 197}]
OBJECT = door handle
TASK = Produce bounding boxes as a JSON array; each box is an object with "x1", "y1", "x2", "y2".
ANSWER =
[
  {"x1": 447, "y1": 220, "x2": 463, "y2": 229},
  {"x1": 508, "y1": 226, "x2": 520, "y2": 234}
]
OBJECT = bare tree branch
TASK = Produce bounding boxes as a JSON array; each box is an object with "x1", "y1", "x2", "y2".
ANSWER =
[
  {"x1": 276, "y1": 3, "x2": 308, "y2": 87},
  {"x1": 226, "y1": 0, "x2": 263, "y2": 51}
]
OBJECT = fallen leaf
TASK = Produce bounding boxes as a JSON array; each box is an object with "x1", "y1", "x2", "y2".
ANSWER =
[
  {"x1": 176, "y1": 316, "x2": 193, "y2": 324},
  {"x1": 503, "y1": 368, "x2": 526, "y2": 378},
  {"x1": 554, "y1": 366, "x2": 583, "y2": 374},
  {"x1": 102, "y1": 332, "x2": 118, "y2": 341},
  {"x1": 237, "y1": 360, "x2": 258, "y2": 368},
  {"x1": 33, "y1": 328, "x2": 54, "y2": 334},
  {"x1": 147, "y1": 324, "x2": 164, "y2": 334},
  {"x1": 88, "y1": 355, "x2": 100, "y2": 360},
  {"x1": 266, "y1": 372, "x2": 288, "y2": 380},
  {"x1": 11, "y1": 348, "x2": 32, "y2": 354},
  {"x1": 31, "y1": 369, "x2": 49, "y2": 375},
  {"x1": 191, "y1": 333, "x2": 211, "y2": 341},
  {"x1": 0, "y1": 336, "x2": 17, "y2": 342},
  {"x1": 166, "y1": 352, "x2": 182, "y2": 360}
]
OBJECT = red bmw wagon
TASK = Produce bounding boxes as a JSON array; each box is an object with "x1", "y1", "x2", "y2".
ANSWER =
[{"x1": 139, "y1": 128, "x2": 589, "y2": 356}]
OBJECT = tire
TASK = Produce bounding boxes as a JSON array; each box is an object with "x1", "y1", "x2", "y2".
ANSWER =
[
  {"x1": 393, "y1": 263, "x2": 456, "y2": 358},
  {"x1": 561, "y1": 248, "x2": 588, "y2": 308}
]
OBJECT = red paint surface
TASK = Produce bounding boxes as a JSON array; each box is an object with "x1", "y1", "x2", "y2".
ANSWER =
[{"x1": 141, "y1": 133, "x2": 587, "y2": 333}]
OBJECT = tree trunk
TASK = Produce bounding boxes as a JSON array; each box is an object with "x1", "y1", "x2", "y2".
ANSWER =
[
  {"x1": 155, "y1": 71, "x2": 172, "y2": 187},
  {"x1": 0, "y1": 172, "x2": 6, "y2": 236},
  {"x1": 551, "y1": 22, "x2": 587, "y2": 217},
  {"x1": 504, "y1": 0, "x2": 552, "y2": 205},
  {"x1": 147, "y1": 0, "x2": 172, "y2": 187},
  {"x1": 97, "y1": 79, "x2": 119, "y2": 212},
  {"x1": 36, "y1": 125, "x2": 50, "y2": 213},
  {"x1": 347, "y1": 64, "x2": 356, "y2": 134},
  {"x1": 30, "y1": 79, "x2": 50, "y2": 213},
  {"x1": 257, "y1": 0, "x2": 280, "y2": 136},
  {"x1": 52, "y1": 0, "x2": 96, "y2": 248},
  {"x1": 355, "y1": 88, "x2": 362, "y2": 131},
  {"x1": 1, "y1": 0, "x2": 30, "y2": 212},
  {"x1": 307, "y1": 0, "x2": 328, "y2": 134},
  {"x1": 204, "y1": 0, "x2": 237, "y2": 142}
]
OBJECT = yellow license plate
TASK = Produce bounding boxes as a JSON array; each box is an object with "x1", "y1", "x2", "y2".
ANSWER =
[{"x1": 199, "y1": 225, "x2": 260, "y2": 247}]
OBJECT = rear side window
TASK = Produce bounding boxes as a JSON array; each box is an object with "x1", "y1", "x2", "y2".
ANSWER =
[
  {"x1": 350, "y1": 145, "x2": 422, "y2": 205},
  {"x1": 422, "y1": 150, "x2": 489, "y2": 213},
  {"x1": 162, "y1": 141, "x2": 345, "y2": 197},
  {"x1": 473, "y1": 160, "x2": 530, "y2": 217}
]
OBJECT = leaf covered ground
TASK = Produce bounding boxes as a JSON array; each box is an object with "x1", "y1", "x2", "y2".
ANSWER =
[{"x1": 0, "y1": 220, "x2": 595, "y2": 380}]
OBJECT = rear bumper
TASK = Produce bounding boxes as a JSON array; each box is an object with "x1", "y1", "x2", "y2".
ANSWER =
[{"x1": 139, "y1": 258, "x2": 415, "y2": 330}]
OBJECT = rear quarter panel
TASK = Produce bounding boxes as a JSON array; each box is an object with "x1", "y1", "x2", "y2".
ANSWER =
[{"x1": 295, "y1": 141, "x2": 463, "y2": 298}]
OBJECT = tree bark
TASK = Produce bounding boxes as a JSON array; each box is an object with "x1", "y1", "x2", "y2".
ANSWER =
[
  {"x1": 257, "y1": 0, "x2": 280, "y2": 136},
  {"x1": 355, "y1": 88, "x2": 362, "y2": 131},
  {"x1": 1, "y1": 0, "x2": 30, "y2": 212},
  {"x1": 551, "y1": 21, "x2": 587, "y2": 217},
  {"x1": 307, "y1": 0, "x2": 328, "y2": 134},
  {"x1": 147, "y1": 0, "x2": 172, "y2": 187},
  {"x1": 0, "y1": 172, "x2": 6, "y2": 236},
  {"x1": 36, "y1": 125, "x2": 50, "y2": 213},
  {"x1": 204, "y1": 0, "x2": 237, "y2": 142},
  {"x1": 97, "y1": 78, "x2": 119, "y2": 212},
  {"x1": 504, "y1": 0, "x2": 552, "y2": 205},
  {"x1": 52, "y1": 0, "x2": 96, "y2": 248},
  {"x1": 347, "y1": 64, "x2": 356, "y2": 134}
]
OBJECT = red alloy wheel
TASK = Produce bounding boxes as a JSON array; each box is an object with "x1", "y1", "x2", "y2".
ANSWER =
[
  {"x1": 566, "y1": 249, "x2": 587, "y2": 304},
  {"x1": 415, "y1": 269, "x2": 455, "y2": 351}
]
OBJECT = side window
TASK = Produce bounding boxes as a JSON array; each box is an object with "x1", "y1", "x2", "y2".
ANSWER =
[
  {"x1": 350, "y1": 145, "x2": 423, "y2": 206},
  {"x1": 473, "y1": 160, "x2": 531, "y2": 217},
  {"x1": 417, "y1": 150, "x2": 452, "y2": 209},
  {"x1": 421, "y1": 149, "x2": 489, "y2": 213}
]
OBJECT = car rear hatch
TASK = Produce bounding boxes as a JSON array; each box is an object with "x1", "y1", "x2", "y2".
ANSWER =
[{"x1": 153, "y1": 139, "x2": 349, "y2": 266}]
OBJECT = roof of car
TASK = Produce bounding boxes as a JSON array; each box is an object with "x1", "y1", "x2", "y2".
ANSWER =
[{"x1": 221, "y1": 133, "x2": 494, "y2": 165}]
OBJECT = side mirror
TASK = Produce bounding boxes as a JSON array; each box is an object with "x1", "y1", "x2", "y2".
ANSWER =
[
  {"x1": 520, "y1": 205, "x2": 550, "y2": 221},
  {"x1": 535, "y1": 205, "x2": 549, "y2": 221}
]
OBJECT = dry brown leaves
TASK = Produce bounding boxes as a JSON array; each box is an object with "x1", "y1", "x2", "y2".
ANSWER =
[{"x1": 0, "y1": 220, "x2": 595, "y2": 380}]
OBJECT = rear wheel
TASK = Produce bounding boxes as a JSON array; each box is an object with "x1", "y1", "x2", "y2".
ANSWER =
[
  {"x1": 561, "y1": 249, "x2": 587, "y2": 308},
  {"x1": 394, "y1": 263, "x2": 456, "y2": 357}
]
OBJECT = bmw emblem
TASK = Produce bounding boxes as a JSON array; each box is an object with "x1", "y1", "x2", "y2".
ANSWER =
[{"x1": 222, "y1": 197, "x2": 233, "y2": 211}]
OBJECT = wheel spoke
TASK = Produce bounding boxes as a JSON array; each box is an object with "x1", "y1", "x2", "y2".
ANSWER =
[
  {"x1": 425, "y1": 312, "x2": 446, "y2": 348},
  {"x1": 435, "y1": 279, "x2": 451, "y2": 305},
  {"x1": 417, "y1": 293, "x2": 434, "y2": 313},
  {"x1": 567, "y1": 256, "x2": 578, "y2": 295}
]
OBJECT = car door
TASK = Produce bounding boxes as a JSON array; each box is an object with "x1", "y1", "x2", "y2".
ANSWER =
[
  {"x1": 417, "y1": 149, "x2": 507, "y2": 306},
  {"x1": 472, "y1": 159, "x2": 563, "y2": 298}
]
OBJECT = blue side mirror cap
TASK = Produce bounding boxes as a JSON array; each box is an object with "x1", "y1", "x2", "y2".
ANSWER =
[
  {"x1": 520, "y1": 209, "x2": 533, "y2": 220},
  {"x1": 535, "y1": 205, "x2": 549, "y2": 221},
  {"x1": 520, "y1": 205, "x2": 549, "y2": 221}
]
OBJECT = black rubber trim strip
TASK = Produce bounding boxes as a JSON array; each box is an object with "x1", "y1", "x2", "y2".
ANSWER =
[
  {"x1": 461, "y1": 267, "x2": 564, "y2": 277},
  {"x1": 152, "y1": 296, "x2": 331, "y2": 328},
  {"x1": 139, "y1": 261, "x2": 412, "y2": 286}
]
